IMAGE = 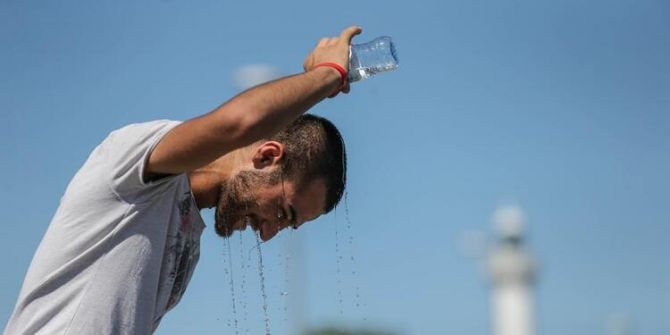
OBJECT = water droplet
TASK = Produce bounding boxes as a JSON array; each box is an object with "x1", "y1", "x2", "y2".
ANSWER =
[
  {"x1": 255, "y1": 232, "x2": 272, "y2": 335},
  {"x1": 223, "y1": 238, "x2": 240, "y2": 335},
  {"x1": 238, "y1": 233, "x2": 250, "y2": 335}
]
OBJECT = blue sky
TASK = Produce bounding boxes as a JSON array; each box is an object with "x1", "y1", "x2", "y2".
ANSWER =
[{"x1": 1, "y1": 0, "x2": 669, "y2": 334}]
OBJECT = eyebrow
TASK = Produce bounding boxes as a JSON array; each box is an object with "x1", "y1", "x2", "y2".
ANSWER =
[{"x1": 289, "y1": 205, "x2": 298, "y2": 226}]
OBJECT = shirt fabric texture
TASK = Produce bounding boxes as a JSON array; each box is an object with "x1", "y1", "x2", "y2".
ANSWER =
[{"x1": 4, "y1": 120, "x2": 205, "y2": 335}]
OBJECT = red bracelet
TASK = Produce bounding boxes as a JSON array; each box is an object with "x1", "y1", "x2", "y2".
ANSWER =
[{"x1": 313, "y1": 62, "x2": 348, "y2": 97}]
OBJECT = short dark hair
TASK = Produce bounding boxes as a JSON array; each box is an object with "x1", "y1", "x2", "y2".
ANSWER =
[{"x1": 269, "y1": 114, "x2": 346, "y2": 213}]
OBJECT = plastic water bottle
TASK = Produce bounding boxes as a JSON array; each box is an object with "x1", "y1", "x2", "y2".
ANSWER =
[{"x1": 348, "y1": 36, "x2": 399, "y2": 83}]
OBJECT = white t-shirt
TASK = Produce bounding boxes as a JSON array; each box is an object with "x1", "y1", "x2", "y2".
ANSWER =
[{"x1": 4, "y1": 120, "x2": 206, "y2": 335}]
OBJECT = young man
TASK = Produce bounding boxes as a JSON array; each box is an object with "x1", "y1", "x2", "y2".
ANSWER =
[{"x1": 5, "y1": 26, "x2": 362, "y2": 335}]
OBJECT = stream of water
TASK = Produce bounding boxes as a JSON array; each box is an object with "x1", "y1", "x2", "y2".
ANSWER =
[
  {"x1": 223, "y1": 237, "x2": 240, "y2": 335},
  {"x1": 255, "y1": 233, "x2": 272, "y2": 335}
]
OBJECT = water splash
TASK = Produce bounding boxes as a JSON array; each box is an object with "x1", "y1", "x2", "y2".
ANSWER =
[
  {"x1": 223, "y1": 237, "x2": 240, "y2": 335},
  {"x1": 334, "y1": 208, "x2": 344, "y2": 316},
  {"x1": 238, "y1": 233, "x2": 250, "y2": 335},
  {"x1": 255, "y1": 232, "x2": 272, "y2": 335},
  {"x1": 281, "y1": 229, "x2": 293, "y2": 323},
  {"x1": 344, "y1": 192, "x2": 363, "y2": 311}
]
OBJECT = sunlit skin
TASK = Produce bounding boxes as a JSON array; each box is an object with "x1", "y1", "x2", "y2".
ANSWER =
[
  {"x1": 3, "y1": 26, "x2": 358, "y2": 335},
  {"x1": 222, "y1": 177, "x2": 326, "y2": 241},
  {"x1": 186, "y1": 140, "x2": 327, "y2": 242},
  {"x1": 143, "y1": 26, "x2": 361, "y2": 242}
]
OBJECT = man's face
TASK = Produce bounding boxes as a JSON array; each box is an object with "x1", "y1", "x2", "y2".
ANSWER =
[{"x1": 214, "y1": 169, "x2": 327, "y2": 242}]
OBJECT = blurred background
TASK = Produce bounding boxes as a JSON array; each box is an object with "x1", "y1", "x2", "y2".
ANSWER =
[{"x1": 1, "y1": 0, "x2": 669, "y2": 334}]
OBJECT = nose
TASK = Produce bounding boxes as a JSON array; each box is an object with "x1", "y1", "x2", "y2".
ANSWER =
[
  {"x1": 260, "y1": 217, "x2": 294, "y2": 241},
  {"x1": 260, "y1": 220, "x2": 279, "y2": 241}
]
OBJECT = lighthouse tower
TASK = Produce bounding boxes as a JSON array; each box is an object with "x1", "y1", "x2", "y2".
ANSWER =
[{"x1": 487, "y1": 206, "x2": 537, "y2": 335}]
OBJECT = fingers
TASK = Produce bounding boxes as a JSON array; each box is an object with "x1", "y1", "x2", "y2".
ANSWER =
[
  {"x1": 307, "y1": 26, "x2": 361, "y2": 98},
  {"x1": 339, "y1": 25, "x2": 362, "y2": 45},
  {"x1": 318, "y1": 37, "x2": 339, "y2": 46},
  {"x1": 317, "y1": 26, "x2": 362, "y2": 48},
  {"x1": 317, "y1": 38, "x2": 330, "y2": 47},
  {"x1": 341, "y1": 82, "x2": 351, "y2": 94},
  {"x1": 328, "y1": 83, "x2": 350, "y2": 98}
]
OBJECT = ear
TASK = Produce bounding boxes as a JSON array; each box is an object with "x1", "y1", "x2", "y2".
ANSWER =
[{"x1": 251, "y1": 141, "x2": 285, "y2": 170}]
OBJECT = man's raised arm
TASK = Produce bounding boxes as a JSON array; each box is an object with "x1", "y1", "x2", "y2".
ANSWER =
[{"x1": 145, "y1": 26, "x2": 361, "y2": 177}]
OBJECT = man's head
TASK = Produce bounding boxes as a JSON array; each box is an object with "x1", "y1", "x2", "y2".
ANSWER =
[{"x1": 214, "y1": 114, "x2": 346, "y2": 241}]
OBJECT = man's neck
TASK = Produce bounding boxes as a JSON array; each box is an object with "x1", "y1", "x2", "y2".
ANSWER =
[
  {"x1": 188, "y1": 148, "x2": 250, "y2": 209},
  {"x1": 188, "y1": 169, "x2": 223, "y2": 209}
]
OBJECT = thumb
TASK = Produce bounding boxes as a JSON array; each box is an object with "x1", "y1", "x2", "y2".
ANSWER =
[{"x1": 340, "y1": 25, "x2": 362, "y2": 45}]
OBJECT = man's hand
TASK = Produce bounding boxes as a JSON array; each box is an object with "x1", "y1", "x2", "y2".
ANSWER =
[
  {"x1": 303, "y1": 26, "x2": 362, "y2": 94},
  {"x1": 145, "y1": 26, "x2": 363, "y2": 178}
]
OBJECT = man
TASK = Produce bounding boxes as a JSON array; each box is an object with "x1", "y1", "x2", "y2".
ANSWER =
[{"x1": 5, "y1": 25, "x2": 362, "y2": 334}]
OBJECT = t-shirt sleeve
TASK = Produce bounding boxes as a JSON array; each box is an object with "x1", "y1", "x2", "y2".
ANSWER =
[{"x1": 100, "y1": 120, "x2": 182, "y2": 200}]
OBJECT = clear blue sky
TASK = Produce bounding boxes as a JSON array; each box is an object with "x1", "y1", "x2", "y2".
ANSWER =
[{"x1": 1, "y1": 0, "x2": 669, "y2": 334}]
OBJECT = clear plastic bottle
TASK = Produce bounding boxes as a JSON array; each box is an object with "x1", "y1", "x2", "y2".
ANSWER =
[{"x1": 348, "y1": 36, "x2": 399, "y2": 83}]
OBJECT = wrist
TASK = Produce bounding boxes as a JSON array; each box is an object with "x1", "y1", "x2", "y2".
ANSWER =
[{"x1": 312, "y1": 62, "x2": 348, "y2": 97}]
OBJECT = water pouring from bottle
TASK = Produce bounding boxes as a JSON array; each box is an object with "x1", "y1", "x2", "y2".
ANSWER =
[{"x1": 348, "y1": 36, "x2": 399, "y2": 82}]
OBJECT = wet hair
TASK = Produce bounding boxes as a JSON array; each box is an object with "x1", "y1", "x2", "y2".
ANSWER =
[{"x1": 268, "y1": 114, "x2": 346, "y2": 213}]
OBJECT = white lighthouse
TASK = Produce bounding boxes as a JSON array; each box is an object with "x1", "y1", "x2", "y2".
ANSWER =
[{"x1": 487, "y1": 206, "x2": 537, "y2": 335}]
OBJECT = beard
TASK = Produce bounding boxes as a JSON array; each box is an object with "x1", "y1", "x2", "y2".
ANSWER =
[{"x1": 214, "y1": 169, "x2": 280, "y2": 238}]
